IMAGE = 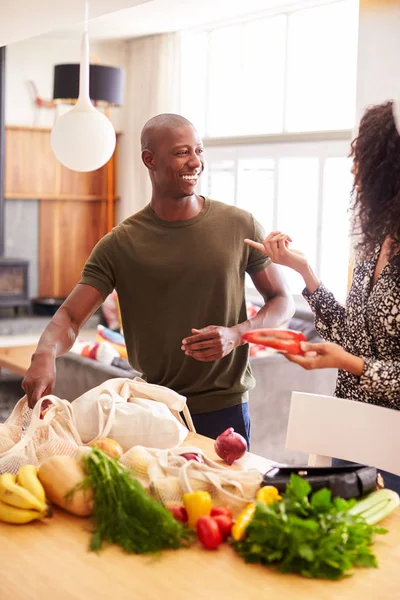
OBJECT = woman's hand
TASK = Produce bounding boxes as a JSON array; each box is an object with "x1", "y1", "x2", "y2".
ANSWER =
[
  {"x1": 244, "y1": 231, "x2": 309, "y2": 274},
  {"x1": 283, "y1": 341, "x2": 365, "y2": 376},
  {"x1": 244, "y1": 231, "x2": 320, "y2": 294}
]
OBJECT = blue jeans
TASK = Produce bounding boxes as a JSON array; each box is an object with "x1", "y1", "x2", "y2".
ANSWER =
[
  {"x1": 332, "y1": 458, "x2": 400, "y2": 495},
  {"x1": 191, "y1": 403, "x2": 251, "y2": 449}
]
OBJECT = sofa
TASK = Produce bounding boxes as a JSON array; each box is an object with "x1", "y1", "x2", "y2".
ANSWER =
[{"x1": 54, "y1": 309, "x2": 337, "y2": 465}]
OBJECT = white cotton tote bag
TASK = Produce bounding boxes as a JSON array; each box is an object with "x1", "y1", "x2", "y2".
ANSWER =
[{"x1": 71, "y1": 377, "x2": 195, "y2": 450}]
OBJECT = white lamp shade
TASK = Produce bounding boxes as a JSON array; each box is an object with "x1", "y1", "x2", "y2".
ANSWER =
[{"x1": 51, "y1": 106, "x2": 116, "y2": 172}]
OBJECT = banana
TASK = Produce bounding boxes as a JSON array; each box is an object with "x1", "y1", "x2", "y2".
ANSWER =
[
  {"x1": 0, "y1": 499, "x2": 45, "y2": 524},
  {"x1": 17, "y1": 465, "x2": 46, "y2": 505},
  {"x1": 0, "y1": 473, "x2": 47, "y2": 512}
]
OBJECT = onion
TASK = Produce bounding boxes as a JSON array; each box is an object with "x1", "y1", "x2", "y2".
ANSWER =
[
  {"x1": 89, "y1": 437, "x2": 124, "y2": 459},
  {"x1": 180, "y1": 453, "x2": 202, "y2": 463},
  {"x1": 214, "y1": 428, "x2": 247, "y2": 465}
]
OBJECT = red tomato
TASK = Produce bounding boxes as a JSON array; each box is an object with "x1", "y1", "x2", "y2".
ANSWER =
[
  {"x1": 196, "y1": 516, "x2": 222, "y2": 550},
  {"x1": 210, "y1": 506, "x2": 233, "y2": 519},
  {"x1": 168, "y1": 505, "x2": 188, "y2": 523},
  {"x1": 242, "y1": 329, "x2": 306, "y2": 355},
  {"x1": 212, "y1": 515, "x2": 233, "y2": 541}
]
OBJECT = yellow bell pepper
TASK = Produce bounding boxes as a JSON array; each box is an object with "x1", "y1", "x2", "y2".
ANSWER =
[
  {"x1": 256, "y1": 485, "x2": 282, "y2": 504},
  {"x1": 183, "y1": 491, "x2": 212, "y2": 528},
  {"x1": 232, "y1": 486, "x2": 282, "y2": 542},
  {"x1": 231, "y1": 503, "x2": 256, "y2": 541}
]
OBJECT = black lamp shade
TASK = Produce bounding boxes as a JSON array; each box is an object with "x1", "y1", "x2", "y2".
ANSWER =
[{"x1": 53, "y1": 64, "x2": 124, "y2": 106}]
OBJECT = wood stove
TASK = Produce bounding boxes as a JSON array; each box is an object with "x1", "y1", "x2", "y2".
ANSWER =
[{"x1": 0, "y1": 257, "x2": 30, "y2": 311}]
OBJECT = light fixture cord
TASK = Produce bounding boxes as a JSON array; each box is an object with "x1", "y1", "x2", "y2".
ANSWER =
[
  {"x1": 84, "y1": 0, "x2": 89, "y2": 35},
  {"x1": 78, "y1": 0, "x2": 90, "y2": 105}
]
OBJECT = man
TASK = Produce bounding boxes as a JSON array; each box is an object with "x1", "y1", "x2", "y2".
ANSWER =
[{"x1": 22, "y1": 114, "x2": 294, "y2": 445}]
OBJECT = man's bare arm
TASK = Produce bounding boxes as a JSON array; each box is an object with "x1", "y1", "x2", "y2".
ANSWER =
[{"x1": 22, "y1": 284, "x2": 104, "y2": 407}]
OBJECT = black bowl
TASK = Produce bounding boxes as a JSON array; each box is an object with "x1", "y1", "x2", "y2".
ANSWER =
[{"x1": 31, "y1": 297, "x2": 66, "y2": 316}]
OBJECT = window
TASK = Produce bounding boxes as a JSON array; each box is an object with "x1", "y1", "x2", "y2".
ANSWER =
[
  {"x1": 285, "y1": 2, "x2": 358, "y2": 132},
  {"x1": 276, "y1": 158, "x2": 320, "y2": 294},
  {"x1": 237, "y1": 159, "x2": 275, "y2": 227},
  {"x1": 201, "y1": 141, "x2": 353, "y2": 301},
  {"x1": 319, "y1": 157, "x2": 353, "y2": 300},
  {"x1": 206, "y1": 16, "x2": 287, "y2": 137},
  {"x1": 207, "y1": 161, "x2": 236, "y2": 206},
  {"x1": 181, "y1": 0, "x2": 358, "y2": 301},
  {"x1": 180, "y1": 0, "x2": 358, "y2": 137}
]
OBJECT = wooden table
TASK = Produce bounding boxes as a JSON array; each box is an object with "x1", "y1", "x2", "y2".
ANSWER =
[
  {"x1": 0, "y1": 344, "x2": 37, "y2": 376},
  {"x1": 0, "y1": 330, "x2": 97, "y2": 376},
  {"x1": 0, "y1": 433, "x2": 399, "y2": 600}
]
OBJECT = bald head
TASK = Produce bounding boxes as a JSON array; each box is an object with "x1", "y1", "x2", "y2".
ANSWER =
[{"x1": 141, "y1": 114, "x2": 195, "y2": 152}]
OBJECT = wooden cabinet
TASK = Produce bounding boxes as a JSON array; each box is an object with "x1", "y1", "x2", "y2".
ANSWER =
[
  {"x1": 5, "y1": 126, "x2": 118, "y2": 298},
  {"x1": 38, "y1": 199, "x2": 108, "y2": 298}
]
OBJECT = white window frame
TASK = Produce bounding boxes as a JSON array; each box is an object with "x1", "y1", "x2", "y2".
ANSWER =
[
  {"x1": 190, "y1": 0, "x2": 359, "y2": 139},
  {"x1": 201, "y1": 131, "x2": 353, "y2": 305},
  {"x1": 180, "y1": 0, "x2": 358, "y2": 305}
]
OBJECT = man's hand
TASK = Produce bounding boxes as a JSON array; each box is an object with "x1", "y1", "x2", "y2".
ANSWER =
[
  {"x1": 22, "y1": 351, "x2": 56, "y2": 408},
  {"x1": 182, "y1": 326, "x2": 244, "y2": 362},
  {"x1": 283, "y1": 341, "x2": 364, "y2": 376}
]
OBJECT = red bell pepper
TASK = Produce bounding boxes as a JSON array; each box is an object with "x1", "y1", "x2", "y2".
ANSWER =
[{"x1": 242, "y1": 328, "x2": 306, "y2": 355}]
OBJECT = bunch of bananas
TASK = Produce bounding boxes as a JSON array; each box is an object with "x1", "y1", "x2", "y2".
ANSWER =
[{"x1": 0, "y1": 465, "x2": 51, "y2": 524}]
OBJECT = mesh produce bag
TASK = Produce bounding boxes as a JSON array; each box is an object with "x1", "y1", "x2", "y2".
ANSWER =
[
  {"x1": 121, "y1": 445, "x2": 262, "y2": 516},
  {"x1": 0, "y1": 395, "x2": 82, "y2": 474}
]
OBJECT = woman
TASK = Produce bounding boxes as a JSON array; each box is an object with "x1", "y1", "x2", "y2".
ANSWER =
[{"x1": 245, "y1": 100, "x2": 400, "y2": 492}]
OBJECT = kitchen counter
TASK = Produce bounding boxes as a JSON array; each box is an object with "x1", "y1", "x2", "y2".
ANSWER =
[{"x1": 0, "y1": 433, "x2": 399, "y2": 600}]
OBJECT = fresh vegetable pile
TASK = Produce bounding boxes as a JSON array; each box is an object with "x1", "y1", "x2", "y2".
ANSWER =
[
  {"x1": 2, "y1": 434, "x2": 399, "y2": 584},
  {"x1": 167, "y1": 491, "x2": 233, "y2": 549},
  {"x1": 82, "y1": 448, "x2": 190, "y2": 554},
  {"x1": 233, "y1": 474, "x2": 390, "y2": 580}
]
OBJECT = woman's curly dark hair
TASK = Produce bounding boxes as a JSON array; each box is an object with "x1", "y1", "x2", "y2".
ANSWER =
[{"x1": 350, "y1": 100, "x2": 400, "y2": 267}]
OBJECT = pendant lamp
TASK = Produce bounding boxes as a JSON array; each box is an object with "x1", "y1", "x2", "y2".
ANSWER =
[
  {"x1": 53, "y1": 63, "x2": 124, "y2": 107},
  {"x1": 50, "y1": 0, "x2": 116, "y2": 172}
]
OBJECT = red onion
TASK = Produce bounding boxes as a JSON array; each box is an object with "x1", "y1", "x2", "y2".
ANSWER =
[
  {"x1": 180, "y1": 452, "x2": 202, "y2": 463},
  {"x1": 214, "y1": 428, "x2": 247, "y2": 465}
]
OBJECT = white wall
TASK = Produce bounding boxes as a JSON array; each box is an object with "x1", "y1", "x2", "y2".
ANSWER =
[
  {"x1": 356, "y1": 1, "x2": 400, "y2": 121},
  {"x1": 5, "y1": 37, "x2": 127, "y2": 131}
]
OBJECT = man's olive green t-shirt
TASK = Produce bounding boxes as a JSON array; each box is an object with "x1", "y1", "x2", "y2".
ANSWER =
[{"x1": 80, "y1": 198, "x2": 271, "y2": 414}]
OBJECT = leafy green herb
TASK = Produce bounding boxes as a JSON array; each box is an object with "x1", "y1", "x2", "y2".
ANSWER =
[
  {"x1": 83, "y1": 448, "x2": 191, "y2": 554},
  {"x1": 233, "y1": 474, "x2": 387, "y2": 580}
]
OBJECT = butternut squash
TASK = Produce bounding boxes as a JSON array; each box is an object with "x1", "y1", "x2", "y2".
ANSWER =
[{"x1": 38, "y1": 455, "x2": 93, "y2": 517}]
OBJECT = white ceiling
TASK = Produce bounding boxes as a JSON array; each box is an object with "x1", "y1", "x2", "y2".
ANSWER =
[
  {"x1": 42, "y1": 0, "x2": 329, "y2": 42},
  {"x1": 0, "y1": 0, "x2": 151, "y2": 46}
]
